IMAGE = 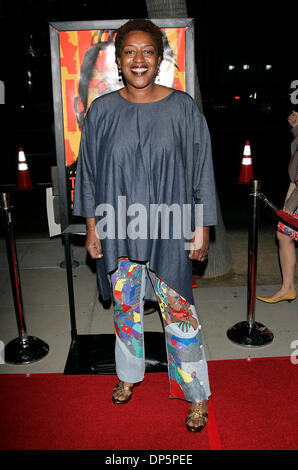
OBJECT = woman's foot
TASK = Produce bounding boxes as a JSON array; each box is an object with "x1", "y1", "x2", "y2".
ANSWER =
[
  {"x1": 268, "y1": 287, "x2": 296, "y2": 300},
  {"x1": 256, "y1": 288, "x2": 296, "y2": 303},
  {"x1": 112, "y1": 381, "x2": 134, "y2": 405},
  {"x1": 185, "y1": 399, "x2": 209, "y2": 433}
]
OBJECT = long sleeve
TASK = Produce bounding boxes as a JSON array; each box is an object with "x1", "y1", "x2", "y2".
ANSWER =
[
  {"x1": 73, "y1": 105, "x2": 98, "y2": 218},
  {"x1": 191, "y1": 104, "x2": 217, "y2": 227}
]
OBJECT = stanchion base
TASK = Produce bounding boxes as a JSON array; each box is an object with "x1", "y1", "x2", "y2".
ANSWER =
[
  {"x1": 227, "y1": 321, "x2": 274, "y2": 347},
  {"x1": 5, "y1": 336, "x2": 49, "y2": 365},
  {"x1": 64, "y1": 333, "x2": 167, "y2": 375}
]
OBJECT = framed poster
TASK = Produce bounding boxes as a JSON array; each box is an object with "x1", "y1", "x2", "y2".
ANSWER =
[{"x1": 49, "y1": 19, "x2": 195, "y2": 232}]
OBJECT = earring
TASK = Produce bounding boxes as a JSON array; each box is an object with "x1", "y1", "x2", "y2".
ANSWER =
[
  {"x1": 118, "y1": 68, "x2": 122, "y2": 82},
  {"x1": 156, "y1": 68, "x2": 160, "y2": 82}
]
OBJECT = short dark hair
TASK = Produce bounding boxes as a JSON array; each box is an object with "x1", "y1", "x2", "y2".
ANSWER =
[{"x1": 115, "y1": 19, "x2": 164, "y2": 60}]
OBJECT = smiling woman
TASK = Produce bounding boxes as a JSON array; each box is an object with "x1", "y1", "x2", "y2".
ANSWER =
[
  {"x1": 117, "y1": 30, "x2": 161, "y2": 98},
  {"x1": 115, "y1": 20, "x2": 170, "y2": 102},
  {"x1": 73, "y1": 18, "x2": 217, "y2": 434}
]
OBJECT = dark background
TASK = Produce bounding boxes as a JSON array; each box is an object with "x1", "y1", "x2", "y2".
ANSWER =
[{"x1": 0, "y1": 0, "x2": 297, "y2": 235}]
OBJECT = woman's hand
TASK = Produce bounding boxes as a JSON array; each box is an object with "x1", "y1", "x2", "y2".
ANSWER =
[
  {"x1": 189, "y1": 226, "x2": 210, "y2": 262},
  {"x1": 288, "y1": 111, "x2": 298, "y2": 128},
  {"x1": 282, "y1": 206, "x2": 295, "y2": 216},
  {"x1": 85, "y1": 228, "x2": 103, "y2": 259}
]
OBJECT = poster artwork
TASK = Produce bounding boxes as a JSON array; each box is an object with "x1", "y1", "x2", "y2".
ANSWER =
[{"x1": 58, "y1": 28, "x2": 187, "y2": 209}]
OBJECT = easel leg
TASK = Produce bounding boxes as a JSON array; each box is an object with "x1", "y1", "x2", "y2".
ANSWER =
[{"x1": 63, "y1": 232, "x2": 77, "y2": 341}]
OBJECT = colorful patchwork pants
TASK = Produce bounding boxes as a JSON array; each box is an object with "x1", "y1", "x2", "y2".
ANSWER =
[{"x1": 110, "y1": 258, "x2": 211, "y2": 403}]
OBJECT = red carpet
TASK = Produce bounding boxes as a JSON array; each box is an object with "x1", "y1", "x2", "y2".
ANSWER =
[{"x1": 0, "y1": 357, "x2": 297, "y2": 450}]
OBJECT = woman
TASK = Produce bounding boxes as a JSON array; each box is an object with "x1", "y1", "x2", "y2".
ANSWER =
[
  {"x1": 73, "y1": 19, "x2": 217, "y2": 433},
  {"x1": 257, "y1": 110, "x2": 298, "y2": 303}
]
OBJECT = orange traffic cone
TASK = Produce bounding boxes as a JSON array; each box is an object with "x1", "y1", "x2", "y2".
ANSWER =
[
  {"x1": 17, "y1": 147, "x2": 33, "y2": 189},
  {"x1": 238, "y1": 140, "x2": 254, "y2": 184},
  {"x1": 192, "y1": 274, "x2": 198, "y2": 288}
]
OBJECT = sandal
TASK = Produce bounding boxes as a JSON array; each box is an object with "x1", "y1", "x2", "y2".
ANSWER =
[
  {"x1": 112, "y1": 381, "x2": 134, "y2": 405},
  {"x1": 185, "y1": 401, "x2": 208, "y2": 433}
]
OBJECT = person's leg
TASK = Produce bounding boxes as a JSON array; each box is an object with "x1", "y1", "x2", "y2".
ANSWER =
[
  {"x1": 110, "y1": 258, "x2": 146, "y2": 402},
  {"x1": 271, "y1": 231, "x2": 296, "y2": 299},
  {"x1": 147, "y1": 266, "x2": 210, "y2": 431}
]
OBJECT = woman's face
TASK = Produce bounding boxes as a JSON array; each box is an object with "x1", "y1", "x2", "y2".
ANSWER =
[{"x1": 116, "y1": 30, "x2": 162, "y2": 90}]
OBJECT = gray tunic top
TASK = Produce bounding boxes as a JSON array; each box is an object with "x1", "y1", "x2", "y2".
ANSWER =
[{"x1": 73, "y1": 89, "x2": 217, "y2": 304}]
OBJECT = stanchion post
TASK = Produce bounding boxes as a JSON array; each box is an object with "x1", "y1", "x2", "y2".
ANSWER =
[
  {"x1": 247, "y1": 180, "x2": 260, "y2": 331},
  {"x1": 227, "y1": 180, "x2": 274, "y2": 347},
  {"x1": 0, "y1": 191, "x2": 49, "y2": 364},
  {"x1": 1, "y1": 192, "x2": 27, "y2": 341}
]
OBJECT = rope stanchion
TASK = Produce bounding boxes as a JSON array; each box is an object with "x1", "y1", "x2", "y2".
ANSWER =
[
  {"x1": 227, "y1": 180, "x2": 274, "y2": 347},
  {"x1": 0, "y1": 192, "x2": 49, "y2": 364}
]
